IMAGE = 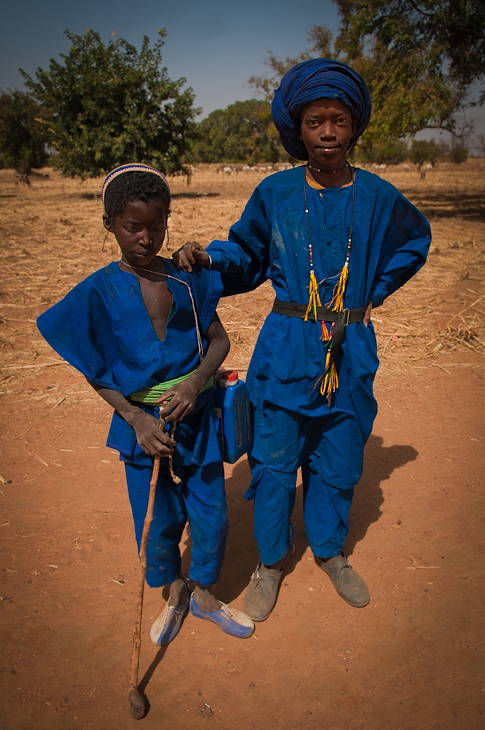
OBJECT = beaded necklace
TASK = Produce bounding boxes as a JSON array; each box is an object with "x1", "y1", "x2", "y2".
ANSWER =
[
  {"x1": 307, "y1": 161, "x2": 349, "y2": 175},
  {"x1": 303, "y1": 167, "x2": 355, "y2": 402}
]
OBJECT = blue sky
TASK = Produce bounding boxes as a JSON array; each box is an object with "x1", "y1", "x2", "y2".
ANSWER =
[
  {"x1": 0, "y1": 0, "x2": 341, "y2": 117},
  {"x1": 1, "y1": 0, "x2": 483, "y2": 142}
]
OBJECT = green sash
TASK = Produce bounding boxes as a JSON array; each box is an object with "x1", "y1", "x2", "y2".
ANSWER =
[{"x1": 130, "y1": 368, "x2": 214, "y2": 405}]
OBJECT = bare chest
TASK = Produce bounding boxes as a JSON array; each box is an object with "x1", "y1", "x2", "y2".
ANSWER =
[{"x1": 138, "y1": 277, "x2": 173, "y2": 342}]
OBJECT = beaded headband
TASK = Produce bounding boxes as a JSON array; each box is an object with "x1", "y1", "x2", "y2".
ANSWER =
[{"x1": 101, "y1": 163, "x2": 169, "y2": 203}]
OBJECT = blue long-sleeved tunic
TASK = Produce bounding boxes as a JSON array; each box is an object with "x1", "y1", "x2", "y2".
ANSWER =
[
  {"x1": 208, "y1": 167, "x2": 431, "y2": 443},
  {"x1": 37, "y1": 260, "x2": 223, "y2": 466}
]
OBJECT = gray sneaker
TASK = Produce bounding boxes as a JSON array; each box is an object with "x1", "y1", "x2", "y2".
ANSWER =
[
  {"x1": 244, "y1": 562, "x2": 283, "y2": 621},
  {"x1": 316, "y1": 554, "x2": 370, "y2": 607}
]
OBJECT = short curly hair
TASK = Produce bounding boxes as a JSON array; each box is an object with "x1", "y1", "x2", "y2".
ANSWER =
[{"x1": 103, "y1": 171, "x2": 171, "y2": 223}]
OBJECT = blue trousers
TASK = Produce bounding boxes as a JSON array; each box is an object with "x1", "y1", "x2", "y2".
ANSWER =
[
  {"x1": 248, "y1": 402, "x2": 363, "y2": 565},
  {"x1": 125, "y1": 460, "x2": 228, "y2": 588}
]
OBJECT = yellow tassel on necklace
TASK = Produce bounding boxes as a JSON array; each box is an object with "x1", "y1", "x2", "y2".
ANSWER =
[
  {"x1": 303, "y1": 167, "x2": 355, "y2": 406},
  {"x1": 304, "y1": 270, "x2": 322, "y2": 321},
  {"x1": 327, "y1": 259, "x2": 349, "y2": 313}
]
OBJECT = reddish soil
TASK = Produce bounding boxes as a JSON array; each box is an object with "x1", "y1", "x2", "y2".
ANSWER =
[{"x1": 0, "y1": 164, "x2": 484, "y2": 729}]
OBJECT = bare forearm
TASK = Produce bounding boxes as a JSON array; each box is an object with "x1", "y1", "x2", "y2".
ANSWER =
[
  {"x1": 189, "y1": 317, "x2": 230, "y2": 391},
  {"x1": 86, "y1": 380, "x2": 175, "y2": 455},
  {"x1": 88, "y1": 382, "x2": 145, "y2": 427}
]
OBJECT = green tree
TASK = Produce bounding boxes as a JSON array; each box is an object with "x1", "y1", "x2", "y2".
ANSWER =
[
  {"x1": 449, "y1": 142, "x2": 468, "y2": 163},
  {"x1": 194, "y1": 100, "x2": 283, "y2": 164},
  {"x1": 21, "y1": 29, "x2": 199, "y2": 179},
  {"x1": 250, "y1": 2, "x2": 484, "y2": 146},
  {"x1": 409, "y1": 139, "x2": 446, "y2": 165},
  {"x1": 354, "y1": 138, "x2": 408, "y2": 165},
  {"x1": 0, "y1": 90, "x2": 50, "y2": 174},
  {"x1": 336, "y1": 0, "x2": 484, "y2": 101},
  {"x1": 334, "y1": 0, "x2": 484, "y2": 139}
]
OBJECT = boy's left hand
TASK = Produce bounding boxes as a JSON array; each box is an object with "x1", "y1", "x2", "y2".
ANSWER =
[
  {"x1": 156, "y1": 377, "x2": 201, "y2": 422},
  {"x1": 364, "y1": 302, "x2": 373, "y2": 326}
]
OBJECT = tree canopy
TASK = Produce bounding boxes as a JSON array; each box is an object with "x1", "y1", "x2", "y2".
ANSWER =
[
  {"x1": 21, "y1": 30, "x2": 199, "y2": 179},
  {"x1": 0, "y1": 90, "x2": 50, "y2": 174},
  {"x1": 337, "y1": 0, "x2": 485, "y2": 101},
  {"x1": 249, "y1": 1, "x2": 484, "y2": 147},
  {"x1": 193, "y1": 100, "x2": 284, "y2": 164}
]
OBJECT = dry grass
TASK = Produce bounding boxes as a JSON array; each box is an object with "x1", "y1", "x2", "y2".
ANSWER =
[{"x1": 0, "y1": 160, "x2": 484, "y2": 403}]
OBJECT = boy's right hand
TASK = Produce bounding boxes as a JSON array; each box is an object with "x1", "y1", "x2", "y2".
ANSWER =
[
  {"x1": 173, "y1": 242, "x2": 210, "y2": 272},
  {"x1": 131, "y1": 411, "x2": 176, "y2": 456}
]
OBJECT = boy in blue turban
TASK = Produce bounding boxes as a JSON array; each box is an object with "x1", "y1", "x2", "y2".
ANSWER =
[{"x1": 175, "y1": 59, "x2": 431, "y2": 621}]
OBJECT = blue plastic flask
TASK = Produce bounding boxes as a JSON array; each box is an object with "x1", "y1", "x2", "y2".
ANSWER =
[{"x1": 213, "y1": 370, "x2": 253, "y2": 463}]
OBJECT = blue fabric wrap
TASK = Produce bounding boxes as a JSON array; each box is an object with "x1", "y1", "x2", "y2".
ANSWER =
[
  {"x1": 207, "y1": 166, "x2": 431, "y2": 484},
  {"x1": 37, "y1": 259, "x2": 224, "y2": 466},
  {"x1": 271, "y1": 58, "x2": 372, "y2": 160},
  {"x1": 206, "y1": 165, "x2": 430, "y2": 555}
]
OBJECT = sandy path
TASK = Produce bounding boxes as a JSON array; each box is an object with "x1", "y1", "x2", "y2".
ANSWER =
[{"x1": 0, "y1": 163, "x2": 484, "y2": 729}]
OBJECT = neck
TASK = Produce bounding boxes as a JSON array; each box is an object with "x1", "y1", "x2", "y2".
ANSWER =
[
  {"x1": 307, "y1": 161, "x2": 348, "y2": 174},
  {"x1": 306, "y1": 162, "x2": 353, "y2": 189},
  {"x1": 119, "y1": 255, "x2": 167, "y2": 280}
]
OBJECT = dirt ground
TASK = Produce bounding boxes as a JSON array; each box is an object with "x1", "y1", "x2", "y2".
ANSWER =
[{"x1": 0, "y1": 162, "x2": 484, "y2": 729}]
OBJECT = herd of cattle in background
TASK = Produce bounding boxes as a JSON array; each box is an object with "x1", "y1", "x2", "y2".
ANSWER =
[
  {"x1": 213, "y1": 162, "x2": 435, "y2": 176},
  {"x1": 10, "y1": 161, "x2": 437, "y2": 187}
]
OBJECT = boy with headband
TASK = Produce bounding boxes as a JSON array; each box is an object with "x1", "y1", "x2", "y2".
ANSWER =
[
  {"x1": 37, "y1": 164, "x2": 254, "y2": 643},
  {"x1": 175, "y1": 59, "x2": 431, "y2": 621}
]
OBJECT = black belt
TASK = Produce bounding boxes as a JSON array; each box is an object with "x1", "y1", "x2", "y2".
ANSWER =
[{"x1": 271, "y1": 300, "x2": 365, "y2": 325}]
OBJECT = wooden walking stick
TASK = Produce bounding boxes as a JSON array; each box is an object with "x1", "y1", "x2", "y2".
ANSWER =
[
  {"x1": 128, "y1": 451, "x2": 160, "y2": 719},
  {"x1": 128, "y1": 420, "x2": 181, "y2": 719}
]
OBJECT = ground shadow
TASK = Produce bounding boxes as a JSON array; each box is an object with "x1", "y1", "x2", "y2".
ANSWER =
[
  {"x1": 178, "y1": 458, "x2": 256, "y2": 605},
  {"x1": 171, "y1": 191, "x2": 220, "y2": 199},
  {"x1": 178, "y1": 434, "x2": 417, "y2": 603},
  {"x1": 344, "y1": 435, "x2": 418, "y2": 555},
  {"x1": 405, "y1": 191, "x2": 485, "y2": 221},
  {"x1": 136, "y1": 642, "x2": 169, "y2": 717}
]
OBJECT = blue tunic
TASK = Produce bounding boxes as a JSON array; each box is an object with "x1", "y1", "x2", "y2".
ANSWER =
[
  {"x1": 37, "y1": 259, "x2": 228, "y2": 586},
  {"x1": 208, "y1": 167, "x2": 431, "y2": 438},
  {"x1": 37, "y1": 259, "x2": 223, "y2": 467},
  {"x1": 207, "y1": 167, "x2": 431, "y2": 562}
]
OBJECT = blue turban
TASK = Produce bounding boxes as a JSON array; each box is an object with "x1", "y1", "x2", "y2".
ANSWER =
[{"x1": 271, "y1": 58, "x2": 372, "y2": 160}]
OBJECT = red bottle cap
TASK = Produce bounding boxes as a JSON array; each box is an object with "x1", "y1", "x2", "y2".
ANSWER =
[{"x1": 221, "y1": 369, "x2": 238, "y2": 382}]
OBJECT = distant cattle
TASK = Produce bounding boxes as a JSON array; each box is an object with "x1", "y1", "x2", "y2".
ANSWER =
[{"x1": 401, "y1": 164, "x2": 410, "y2": 171}]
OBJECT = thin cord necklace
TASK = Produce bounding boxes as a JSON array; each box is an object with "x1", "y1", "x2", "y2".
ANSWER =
[
  {"x1": 119, "y1": 258, "x2": 204, "y2": 363},
  {"x1": 303, "y1": 166, "x2": 355, "y2": 403}
]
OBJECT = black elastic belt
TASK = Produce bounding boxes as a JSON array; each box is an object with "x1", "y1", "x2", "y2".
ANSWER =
[{"x1": 272, "y1": 300, "x2": 365, "y2": 325}]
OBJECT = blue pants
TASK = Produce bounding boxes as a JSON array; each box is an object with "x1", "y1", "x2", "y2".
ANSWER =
[
  {"x1": 125, "y1": 460, "x2": 228, "y2": 588},
  {"x1": 248, "y1": 402, "x2": 363, "y2": 565}
]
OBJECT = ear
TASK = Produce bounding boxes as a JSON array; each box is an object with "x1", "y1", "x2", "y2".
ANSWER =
[{"x1": 102, "y1": 214, "x2": 112, "y2": 232}]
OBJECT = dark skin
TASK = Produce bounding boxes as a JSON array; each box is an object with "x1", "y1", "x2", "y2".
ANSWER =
[
  {"x1": 173, "y1": 98, "x2": 373, "y2": 574},
  {"x1": 173, "y1": 97, "x2": 372, "y2": 325},
  {"x1": 299, "y1": 98, "x2": 356, "y2": 188},
  {"x1": 95, "y1": 198, "x2": 230, "y2": 611}
]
